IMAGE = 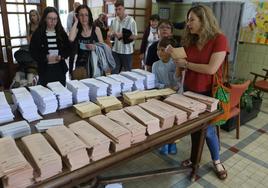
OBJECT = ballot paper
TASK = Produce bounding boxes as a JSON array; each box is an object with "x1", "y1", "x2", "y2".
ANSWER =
[
  {"x1": 81, "y1": 78, "x2": 108, "y2": 102},
  {"x1": 47, "y1": 81, "x2": 73, "y2": 109},
  {"x1": 96, "y1": 76, "x2": 122, "y2": 97},
  {"x1": 73, "y1": 101, "x2": 102, "y2": 118},
  {"x1": 89, "y1": 115, "x2": 131, "y2": 152},
  {"x1": 96, "y1": 96, "x2": 123, "y2": 113},
  {"x1": 68, "y1": 120, "x2": 111, "y2": 161},
  {"x1": 131, "y1": 69, "x2": 156, "y2": 89},
  {"x1": 29, "y1": 85, "x2": 58, "y2": 115},
  {"x1": 34, "y1": 118, "x2": 64, "y2": 132},
  {"x1": 124, "y1": 105, "x2": 160, "y2": 135},
  {"x1": 0, "y1": 137, "x2": 34, "y2": 188},
  {"x1": 0, "y1": 120, "x2": 31, "y2": 139},
  {"x1": 107, "y1": 74, "x2": 134, "y2": 93},
  {"x1": 66, "y1": 80, "x2": 90, "y2": 104},
  {"x1": 21, "y1": 133, "x2": 62, "y2": 181},
  {"x1": 106, "y1": 109, "x2": 147, "y2": 144},
  {"x1": 166, "y1": 45, "x2": 187, "y2": 59},
  {"x1": 164, "y1": 94, "x2": 207, "y2": 119},
  {"x1": 0, "y1": 92, "x2": 14, "y2": 124},
  {"x1": 46, "y1": 126, "x2": 89, "y2": 171},
  {"x1": 123, "y1": 90, "x2": 146, "y2": 106},
  {"x1": 11, "y1": 87, "x2": 42, "y2": 122},
  {"x1": 120, "y1": 71, "x2": 145, "y2": 91}
]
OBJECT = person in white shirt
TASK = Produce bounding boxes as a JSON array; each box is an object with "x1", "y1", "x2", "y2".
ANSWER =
[{"x1": 109, "y1": 0, "x2": 137, "y2": 73}]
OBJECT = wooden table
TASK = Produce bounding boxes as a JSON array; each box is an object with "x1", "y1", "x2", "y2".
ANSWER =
[{"x1": 25, "y1": 108, "x2": 221, "y2": 188}]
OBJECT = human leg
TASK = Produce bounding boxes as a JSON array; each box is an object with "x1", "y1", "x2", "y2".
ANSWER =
[
  {"x1": 111, "y1": 52, "x2": 121, "y2": 74},
  {"x1": 206, "y1": 125, "x2": 227, "y2": 180},
  {"x1": 120, "y1": 54, "x2": 132, "y2": 71}
]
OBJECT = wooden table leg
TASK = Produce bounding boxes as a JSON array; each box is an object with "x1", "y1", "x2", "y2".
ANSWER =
[{"x1": 190, "y1": 125, "x2": 207, "y2": 181}]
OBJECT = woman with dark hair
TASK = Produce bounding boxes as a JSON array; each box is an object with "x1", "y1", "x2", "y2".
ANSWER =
[
  {"x1": 30, "y1": 6, "x2": 70, "y2": 86},
  {"x1": 27, "y1": 9, "x2": 40, "y2": 42},
  {"x1": 69, "y1": 5, "x2": 103, "y2": 78}
]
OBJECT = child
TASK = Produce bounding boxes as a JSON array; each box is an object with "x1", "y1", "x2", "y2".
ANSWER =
[{"x1": 152, "y1": 37, "x2": 181, "y2": 155}]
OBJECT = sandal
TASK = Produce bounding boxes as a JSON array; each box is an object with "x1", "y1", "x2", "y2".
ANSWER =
[
  {"x1": 213, "y1": 162, "x2": 227, "y2": 180},
  {"x1": 181, "y1": 159, "x2": 192, "y2": 168}
]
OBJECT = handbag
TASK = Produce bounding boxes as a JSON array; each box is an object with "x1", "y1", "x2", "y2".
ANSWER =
[
  {"x1": 210, "y1": 58, "x2": 231, "y2": 126},
  {"x1": 72, "y1": 67, "x2": 87, "y2": 80}
]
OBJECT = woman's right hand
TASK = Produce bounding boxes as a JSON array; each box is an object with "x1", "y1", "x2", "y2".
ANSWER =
[
  {"x1": 73, "y1": 13, "x2": 78, "y2": 24},
  {"x1": 47, "y1": 55, "x2": 61, "y2": 64}
]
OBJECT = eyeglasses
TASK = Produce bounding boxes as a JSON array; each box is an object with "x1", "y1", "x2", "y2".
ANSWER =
[{"x1": 47, "y1": 17, "x2": 58, "y2": 21}]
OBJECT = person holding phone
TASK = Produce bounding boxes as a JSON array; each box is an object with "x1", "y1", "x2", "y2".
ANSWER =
[
  {"x1": 68, "y1": 5, "x2": 103, "y2": 78},
  {"x1": 30, "y1": 7, "x2": 71, "y2": 86}
]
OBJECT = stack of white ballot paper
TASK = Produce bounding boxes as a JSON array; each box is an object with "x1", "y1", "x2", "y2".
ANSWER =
[
  {"x1": 106, "y1": 109, "x2": 147, "y2": 144},
  {"x1": 96, "y1": 96, "x2": 123, "y2": 113},
  {"x1": 46, "y1": 126, "x2": 89, "y2": 171},
  {"x1": 34, "y1": 118, "x2": 64, "y2": 132},
  {"x1": 124, "y1": 106, "x2": 160, "y2": 135},
  {"x1": 47, "y1": 81, "x2": 73, "y2": 109},
  {"x1": 107, "y1": 74, "x2": 134, "y2": 93},
  {"x1": 147, "y1": 99, "x2": 188, "y2": 126},
  {"x1": 0, "y1": 137, "x2": 34, "y2": 188},
  {"x1": 66, "y1": 80, "x2": 89, "y2": 104},
  {"x1": 0, "y1": 92, "x2": 14, "y2": 124},
  {"x1": 120, "y1": 71, "x2": 145, "y2": 91},
  {"x1": 29, "y1": 85, "x2": 58, "y2": 115},
  {"x1": 164, "y1": 94, "x2": 207, "y2": 119},
  {"x1": 139, "y1": 101, "x2": 176, "y2": 130},
  {"x1": 11, "y1": 87, "x2": 42, "y2": 122},
  {"x1": 132, "y1": 69, "x2": 156, "y2": 89},
  {"x1": 73, "y1": 101, "x2": 102, "y2": 118},
  {"x1": 68, "y1": 120, "x2": 111, "y2": 161},
  {"x1": 81, "y1": 78, "x2": 108, "y2": 102},
  {"x1": 89, "y1": 115, "x2": 131, "y2": 152},
  {"x1": 21, "y1": 133, "x2": 62, "y2": 181},
  {"x1": 96, "y1": 76, "x2": 122, "y2": 97},
  {"x1": 0, "y1": 120, "x2": 31, "y2": 139},
  {"x1": 183, "y1": 91, "x2": 219, "y2": 112}
]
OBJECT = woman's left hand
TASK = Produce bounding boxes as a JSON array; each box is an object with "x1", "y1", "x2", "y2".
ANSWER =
[
  {"x1": 85, "y1": 44, "x2": 96, "y2": 50},
  {"x1": 174, "y1": 58, "x2": 187, "y2": 68}
]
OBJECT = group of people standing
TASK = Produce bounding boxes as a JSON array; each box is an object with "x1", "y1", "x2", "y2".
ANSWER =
[{"x1": 27, "y1": 1, "x2": 228, "y2": 181}]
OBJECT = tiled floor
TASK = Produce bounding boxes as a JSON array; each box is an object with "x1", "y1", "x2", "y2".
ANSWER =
[{"x1": 97, "y1": 93, "x2": 268, "y2": 188}]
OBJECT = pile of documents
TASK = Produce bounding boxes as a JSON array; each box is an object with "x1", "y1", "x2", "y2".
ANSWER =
[
  {"x1": 89, "y1": 115, "x2": 131, "y2": 152},
  {"x1": 29, "y1": 85, "x2": 58, "y2": 115},
  {"x1": 21, "y1": 133, "x2": 62, "y2": 181},
  {"x1": 73, "y1": 101, "x2": 102, "y2": 118},
  {"x1": 0, "y1": 120, "x2": 31, "y2": 139},
  {"x1": 183, "y1": 91, "x2": 219, "y2": 112},
  {"x1": 96, "y1": 76, "x2": 122, "y2": 97},
  {"x1": 0, "y1": 92, "x2": 14, "y2": 124},
  {"x1": 96, "y1": 96, "x2": 123, "y2": 113},
  {"x1": 68, "y1": 120, "x2": 111, "y2": 161},
  {"x1": 34, "y1": 118, "x2": 64, "y2": 132},
  {"x1": 107, "y1": 74, "x2": 134, "y2": 93},
  {"x1": 139, "y1": 101, "x2": 176, "y2": 130},
  {"x1": 140, "y1": 89, "x2": 162, "y2": 100},
  {"x1": 124, "y1": 106, "x2": 160, "y2": 135},
  {"x1": 132, "y1": 69, "x2": 156, "y2": 89},
  {"x1": 120, "y1": 71, "x2": 145, "y2": 91},
  {"x1": 0, "y1": 137, "x2": 34, "y2": 188},
  {"x1": 157, "y1": 88, "x2": 177, "y2": 97},
  {"x1": 66, "y1": 80, "x2": 89, "y2": 104},
  {"x1": 47, "y1": 81, "x2": 73, "y2": 109},
  {"x1": 107, "y1": 109, "x2": 147, "y2": 144},
  {"x1": 164, "y1": 94, "x2": 207, "y2": 119},
  {"x1": 11, "y1": 87, "x2": 42, "y2": 122},
  {"x1": 81, "y1": 78, "x2": 108, "y2": 102},
  {"x1": 46, "y1": 126, "x2": 89, "y2": 171},
  {"x1": 123, "y1": 90, "x2": 146, "y2": 105},
  {"x1": 147, "y1": 99, "x2": 188, "y2": 126}
]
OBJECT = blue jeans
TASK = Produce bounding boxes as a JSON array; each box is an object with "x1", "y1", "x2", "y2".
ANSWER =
[
  {"x1": 190, "y1": 125, "x2": 220, "y2": 163},
  {"x1": 111, "y1": 52, "x2": 132, "y2": 74}
]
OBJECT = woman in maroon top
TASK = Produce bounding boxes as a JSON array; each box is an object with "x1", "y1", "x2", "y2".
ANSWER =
[{"x1": 173, "y1": 5, "x2": 229, "y2": 180}]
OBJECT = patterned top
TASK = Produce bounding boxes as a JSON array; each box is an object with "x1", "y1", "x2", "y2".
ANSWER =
[{"x1": 110, "y1": 15, "x2": 137, "y2": 54}]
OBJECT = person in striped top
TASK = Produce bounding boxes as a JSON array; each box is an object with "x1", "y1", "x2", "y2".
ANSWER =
[{"x1": 30, "y1": 7, "x2": 71, "y2": 86}]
